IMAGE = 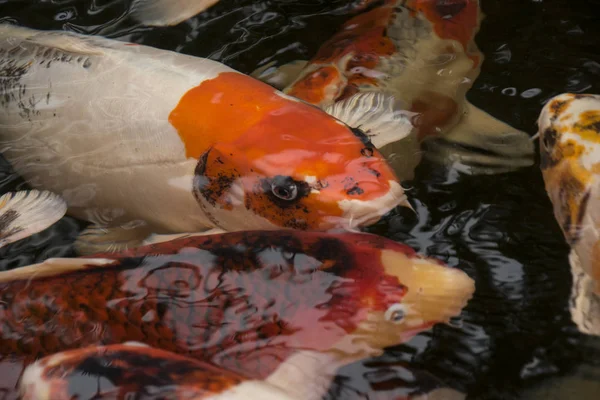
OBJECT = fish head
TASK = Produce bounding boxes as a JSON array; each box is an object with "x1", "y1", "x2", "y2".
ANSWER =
[
  {"x1": 191, "y1": 97, "x2": 410, "y2": 232},
  {"x1": 307, "y1": 232, "x2": 475, "y2": 355},
  {"x1": 537, "y1": 93, "x2": 600, "y2": 248},
  {"x1": 538, "y1": 93, "x2": 600, "y2": 170}
]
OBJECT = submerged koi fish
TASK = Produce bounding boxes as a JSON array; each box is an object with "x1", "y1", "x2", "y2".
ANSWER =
[
  {"x1": 131, "y1": 0, "x2": 221, "y2": 27},
  {"x1": 538, "y1": 93, "x2": 600, "y2": 336},
  {"x1": 251, "y1": 0, "x2": 535, "y2": 179},
  {"x1": 0, "y1": 24, "x2": 410, "y2": 255},
  {"x1": 0, "y1": 230, "x2": 474, "y2": 400}
]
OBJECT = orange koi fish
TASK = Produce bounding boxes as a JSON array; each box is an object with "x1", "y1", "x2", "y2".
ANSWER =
[
  {"x1": 0, "y1": 24, "x2": 410, "y2": 255},
  {"x1": 252, "y1": 0, "x2": 535, "y2": 179},
  {"x1": 538, "y1": 93, "x2": 600, "y2": 336},
  {"x1": 0, "y1": 230, "x2": 475, "y2": 400}
]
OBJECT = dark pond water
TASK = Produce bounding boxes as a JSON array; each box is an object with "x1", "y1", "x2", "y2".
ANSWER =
[{"x1": 1, "y1": 0, "x2": 600, "y2": 399}]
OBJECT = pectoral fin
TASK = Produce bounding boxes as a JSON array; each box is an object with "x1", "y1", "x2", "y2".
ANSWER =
[
  {"x1": 141, "y1": 228, "x2": 226, "y2": 246},
  {"x1": 423, "y1": 101, "x2": 535, "y2": 175},
  {"x1": 130, "y1": 0, "x2": 220, "y2": 26},
  {"x1": 0, "y1": 257, "x2": 115, "y2": 284},
  {"x1": 324, "y1": 92, "x2": 417, "y2": 149},
  {"x1": 74, "y1": 224, "x2": 155, "y2": 255},
  {"x1": 0, "y1": 190, "x2": 67, "y2": 248}
]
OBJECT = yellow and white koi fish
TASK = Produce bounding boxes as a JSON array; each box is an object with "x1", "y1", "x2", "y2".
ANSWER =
[
  {"x1": 0, "y1": 24, "x2": 410, "y2": 255},
  {"x1": 538, "y1": 92, "x2": 600, "y2": 336}
]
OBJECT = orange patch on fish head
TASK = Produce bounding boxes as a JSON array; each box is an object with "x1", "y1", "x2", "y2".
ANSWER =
[
  {"x1": 538, "y1": 94, "x2": 598, "y2": 170},
  {"x1": 408, "y1": 0, "x2": 482, "y2": 67},
  {"x1": 288, "y1": 2, "x2": 397, "y2": 106},
  {"x1": 573, "y1": 110, "x2": 600, "y2": 143},
  {"x1": 233, "y1": 106, "x2": 406, "y2": 230},
  {"x1": 174, "y1": 72, "x2": 405, "y2": 231}
]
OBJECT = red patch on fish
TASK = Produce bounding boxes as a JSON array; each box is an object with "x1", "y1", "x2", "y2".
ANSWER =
[
  {"x1": 407, "y1": 0, "x2": 481, "y2": 67},
  {"x1": 285, "y1": 66, "x2": 345, "y2": 107}
]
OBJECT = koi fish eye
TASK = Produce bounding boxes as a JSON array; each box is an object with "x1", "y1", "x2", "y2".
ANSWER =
[
  {"x1": 384, "y1": 303, "x2": 406, "y2": 324},
  {"x1": 271, "y1": 176, "x2": 298, "y2": 201}
]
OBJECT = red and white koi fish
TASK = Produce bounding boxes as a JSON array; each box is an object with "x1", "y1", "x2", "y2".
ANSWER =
[
  {"x1": 538, "y1": 93, "x2": 600, "y2": 336},
  {"x1": 0, "y1": 230, "x2": 475, "y2": 400},
  {"x1": 252, "y1": 0, "x2": 535, "y2": 179},
  {"x1": 0, "y1": 24, "x2": 410, "y2": 255}
]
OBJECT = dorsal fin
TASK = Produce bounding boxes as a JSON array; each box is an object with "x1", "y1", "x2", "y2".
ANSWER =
[
  {"x1": 0, "y1": 258, "x2": 116, "y2": 284},
  {"x1": 324, "y1": 92, "x2": 416, "y2": 149}
]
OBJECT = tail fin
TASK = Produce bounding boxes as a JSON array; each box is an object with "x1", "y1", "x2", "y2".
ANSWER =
[
  {"x1": 0, "y1": 190, "x2": 67, "y2": 248},
  {"x1": 423, "y1": 102, "x2": 535, "y2": 175}
]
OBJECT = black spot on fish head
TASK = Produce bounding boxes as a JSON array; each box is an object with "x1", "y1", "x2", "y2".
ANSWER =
[{"x1": 540, "y1": 127, "x2": 560, "y2": 170}]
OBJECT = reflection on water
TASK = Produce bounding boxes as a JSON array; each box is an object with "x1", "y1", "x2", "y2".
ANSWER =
[{"x1": 0, "y1": 0, "x2": 599, "y2": 399}]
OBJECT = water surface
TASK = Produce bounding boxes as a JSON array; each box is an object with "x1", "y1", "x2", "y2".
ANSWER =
[{"x1": 1, "y1": 0, "x2": 600, "y2": 398}]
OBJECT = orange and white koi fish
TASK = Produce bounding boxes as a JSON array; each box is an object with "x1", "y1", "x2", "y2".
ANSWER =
[
  {"x1": 538, "y1": 93, "x2": 600, "y2": 336},
  {"x1": 0, "y1": 24, "x2": 410, "y2": 255},
  {"x1": 252, "y1": 0, "x2": 535, "y2": 179}
]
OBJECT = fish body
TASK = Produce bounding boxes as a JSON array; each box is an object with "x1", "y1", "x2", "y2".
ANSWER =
[
  {"x1": 20, "y1": 343, "x2": 298, "y2": 400},
  {"x1": 252, "y1": 0, "x2": 535, "y2": 178},
  {"x1": 0, "y1": 230, "x2": 475, "y2": 399},
  {"x1": 0, "y1": 24, "x2": 409, "y2": 253},
  {"x1": 538, "y1": 93, "x2": 600, "y2": 335}
]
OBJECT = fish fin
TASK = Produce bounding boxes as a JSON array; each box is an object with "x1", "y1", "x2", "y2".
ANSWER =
[
  {"x1": 569, "y1": 250, "x2": 600, "y2": 336},
  {"x1": 422, "y1": 101, "x2": 535, "y2": 174},
  {"x1": 324, "y1": 92, "x2": 416, "y2": 149},
  {"x1": 141, "y1": 228, "x2": 226, "y2": 246},
  {"x1": 0, "y1": 23, "x2": 106, "y2": 56},
  {"x1": 74, "y1": 224, "x2": 155, "y2": 255},
  {"x1": 0, "y1": 257, "x2": 115, "y2": 284},
  {"x1": 251, "y1": 60, "x2": 309, "y2": 91},
  {"x1": 0, "y1": 190, "x2": 67, "y2": 249},
  {"x1": 130, "y1": 0, "x2": 220, "y2": 27}
]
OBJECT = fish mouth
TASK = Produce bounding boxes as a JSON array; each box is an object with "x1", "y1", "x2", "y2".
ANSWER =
[
  {"x1": 333, "y1": 180, "x2": 413, "y2": 230},
  {"x1": 380, "y1": 250, "x2": 475, "y2": 324}
]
